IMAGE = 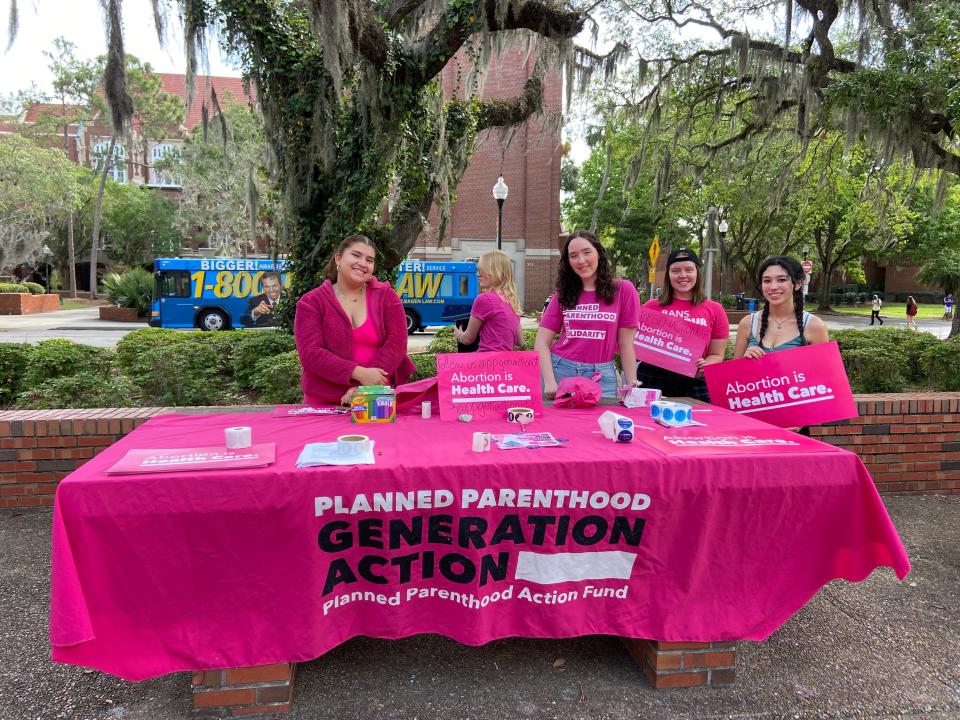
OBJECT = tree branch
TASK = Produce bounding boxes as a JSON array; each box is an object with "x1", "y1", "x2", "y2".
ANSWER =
[
  {"x1": 475, "y1": 76, "x2": 545, "y2": 131},
  {"x1": 410, "y1": 0, "x2": 584, "y2": 87}
]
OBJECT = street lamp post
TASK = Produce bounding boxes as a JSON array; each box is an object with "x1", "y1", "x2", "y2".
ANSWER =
[
  {"x1": 802, "y1": 245, "x2": 811, "y2": 299},
  {"x1": 492, "y1": 176, "x2": 508, "y2": 250},
  {"x1": 703, "y1": 205, "x2": 717, "y2": 298},
  {"x1": 717, "y1": 218, "x2": 728, "y2": 296},
  {"x1": 40, "y1": 244, "x2": 52, "y2": 293}
]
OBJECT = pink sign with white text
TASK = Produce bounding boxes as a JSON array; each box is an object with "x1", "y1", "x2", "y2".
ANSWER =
[
  {"x1": 636, "y1": 427, "x2": 840, "y2": 456},
  {"x1": 106, "y1": 443, "x2": 276, "y2": 474},
  {"x1": 436, "y1": 351, "x2": 542, "y2": 422},
  {"x1": 703, "y1": 342, "x2": 857, "y2": 427},
  {"x1": 633, "y1": 308, "x2": 711, "y2": 377}
]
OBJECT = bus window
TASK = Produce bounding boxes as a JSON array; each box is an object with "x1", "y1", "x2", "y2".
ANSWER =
[
  {"x1": 439, "y1": 275, "x2": 453, "y2": 296},
  {"x1": 459, "y1": 275, "x2": 469, "y2": 297},
  {"x1": 158, "y1": 271, "x2": 190, "y2": 298}
]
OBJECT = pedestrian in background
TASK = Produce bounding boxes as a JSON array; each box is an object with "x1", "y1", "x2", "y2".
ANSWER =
[
  {"x1": 870, "y1": 295, "x2": 884, "y2": 326},
  {"x1": 906, "y1": 296, "x2": 918, "y2": 329}
]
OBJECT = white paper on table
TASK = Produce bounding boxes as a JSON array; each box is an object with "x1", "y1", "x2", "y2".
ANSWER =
[
  {"x1": 492, "y1": 432, "x2": 561, "y2": 449},
  {"x1": 296, "y1": 441, "x2": 376, "y2": 467}
]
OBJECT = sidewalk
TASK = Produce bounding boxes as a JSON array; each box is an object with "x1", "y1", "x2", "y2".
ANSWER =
[{"x1": 1, "y1": 495, "x2": 957, "y2": 719}]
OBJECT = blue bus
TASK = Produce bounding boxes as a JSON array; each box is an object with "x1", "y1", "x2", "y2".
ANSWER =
[
  {"x1": 149, "y1": 257, "x2": 291, "y2": 330},
  {"x1": 394, "y1": 260, "x2": 479, "y2": 334}
]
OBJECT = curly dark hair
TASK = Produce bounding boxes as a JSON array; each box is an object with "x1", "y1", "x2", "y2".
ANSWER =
[
  {"x1": 556, "y1": 230, "x2": 616, "y2": 309},
  {"x1": 757, "y1": 255, "x2": 807, "y2": 347}
]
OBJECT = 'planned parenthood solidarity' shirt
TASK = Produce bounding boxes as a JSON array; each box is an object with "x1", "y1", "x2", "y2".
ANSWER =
[{"x1": 540, "y1": 280, "x2": 640, "y2": 364}]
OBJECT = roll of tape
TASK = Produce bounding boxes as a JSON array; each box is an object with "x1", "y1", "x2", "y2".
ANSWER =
[
  {"x1": 337, "y1": 434, "x2": 370, "y2": 457},
  {"x1": 224, "y1": 426, "x2": 252, "y2": 449}
]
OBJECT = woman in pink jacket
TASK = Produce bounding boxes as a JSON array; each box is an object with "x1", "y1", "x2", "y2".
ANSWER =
[{"x1": 294, "y1": 235, "x2": 414, "y2": 405}]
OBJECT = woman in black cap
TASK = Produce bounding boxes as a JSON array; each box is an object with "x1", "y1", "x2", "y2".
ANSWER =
[{"x1": 636, "y1": 247, "x2": 730, "y2": 401}]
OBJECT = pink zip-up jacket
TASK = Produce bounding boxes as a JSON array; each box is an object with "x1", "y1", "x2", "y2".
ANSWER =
[{"x1": 294, "y1": 278, "x2": 415, "y2": 404}]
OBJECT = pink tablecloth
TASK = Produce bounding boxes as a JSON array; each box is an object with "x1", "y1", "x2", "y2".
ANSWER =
[{"x1": 50, "y1": 405, "x2": 909, "y2": 681}]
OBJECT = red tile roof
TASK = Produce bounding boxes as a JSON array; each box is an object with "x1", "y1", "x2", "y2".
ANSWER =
[
  {"x1": 22, "y1": 103, "x2": 95, "y2": 125},
  {"x1": 154, "y1": 73, "x2": 251, "y2": 130}
]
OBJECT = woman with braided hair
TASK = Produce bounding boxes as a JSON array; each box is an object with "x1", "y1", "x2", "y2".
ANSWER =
[{"x1": 733, "y1": 255, "x2": 829, "y2": 360}]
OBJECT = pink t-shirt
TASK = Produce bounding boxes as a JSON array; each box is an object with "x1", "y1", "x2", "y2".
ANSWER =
[
  {"x1": 540, "y1": 280, "x2": 640, "y2": 363},
  {"x1": 352, "y1": 314, "x2": 381, "y2": 367},
  {"x1": 641, "y1": 297, "x2": 730, "y2": 357},
  {"x1": 471, "y1": 291, "x2": 520, "y2": 352}
]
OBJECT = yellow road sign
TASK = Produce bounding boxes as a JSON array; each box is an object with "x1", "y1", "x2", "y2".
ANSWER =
[
  {"x1": 648, "y1": 268, "x2": 656, "y2": 284},
  {"x1": 648, "y1": 235, "x2": 660, "y2": 265}
]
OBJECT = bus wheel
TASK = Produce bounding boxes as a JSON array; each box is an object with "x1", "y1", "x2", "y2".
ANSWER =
[
  {"x1": 404, "y1": 308, "x2": 420, "y2": 335},
  {"x1": 198, "y1": 309, "x2": 229, "y2": 331}
]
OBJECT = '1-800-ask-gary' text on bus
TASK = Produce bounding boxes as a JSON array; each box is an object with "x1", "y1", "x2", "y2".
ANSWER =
[{"x1": 150, "y1": 257, "x2": 291, "y2": 330}]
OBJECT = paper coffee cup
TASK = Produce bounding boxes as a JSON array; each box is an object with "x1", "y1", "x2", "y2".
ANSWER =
[{"x1": 472, "y1": 431, "x2": 491, "y2": 452}]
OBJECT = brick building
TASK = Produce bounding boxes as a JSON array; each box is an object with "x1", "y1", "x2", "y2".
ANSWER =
[
  {"x1": 411, "y1": 50, "x2": 563, "y2": 312},
  {"x1": 6, "y1": 75, "x2": 251, "y2": 193}
]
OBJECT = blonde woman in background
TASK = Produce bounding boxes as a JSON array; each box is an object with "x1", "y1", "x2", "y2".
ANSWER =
[{"x1": 454, "y1": 250, "x2": 524, "y2": 351}]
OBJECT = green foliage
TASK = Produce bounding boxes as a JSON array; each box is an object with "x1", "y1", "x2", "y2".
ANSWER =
[
  {"x1": 127, "y1": 340, "x2": 230, "y2": 407},
  {"x1": 0, "y1": 343, "x2": 33, "y2": 406},
  {"x1": 833, "y1": 328, "x2": 943, "y2": 392},
  {"x1": 0, "y1": 283, "x2": 30, "y2": 293},
  {"x1": 101, "y1": 267, "x2": 154, "y2": 315},
  {"x1": 116, "y1": 328, "x2": 243, "y2": 405},
  {"x1": 232, "y1": 330, "x2": 297, "y2": 389},
  {"x1": 23, "y1": 282, "x2": 46, "y2": 295},
  {"x1": 0, "y1": 134, "x2": 81, "y2": 272},
  {"x1": 843, "y1": 346, "x2": 909, "y2": 392},
  {"x1": 100, "y1": 183, "x2": 180, "y2": 265},
  {"x1": 425, "y1": 325, "x2": 458, "y2": 354},
  {"x1": 408, "y1": 352, "x2": 438, "y2": 381},
  {"x1": 15, "y1": 372, "x2": 138, "y2": 409},
  {"x1": 115, "y1": 328, "x2": 182, "y2": 375},
  {"x1": 250, "y1": 351, "x2": 303, "y2": 405},
  {"x1": 921, "y1": 338, "x2": 960, "y2": 391},
  {"x1": 21, "y1": 339, "x2": 114, "y2": 391}
]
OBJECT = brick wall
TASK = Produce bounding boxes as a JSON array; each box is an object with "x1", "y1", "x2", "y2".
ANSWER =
[
  {"x1": 810, "y1": 393, "x2": 960, "y2": 495},
  {"x1": 2, "y1": 394, "x2": 959, "y2": 507},
  {"x1": 0, "y1": 408, "x2": 164, "y2": 507},
  {"x1": 414, "y1": 48, "x2": 562, "y2": 311}
]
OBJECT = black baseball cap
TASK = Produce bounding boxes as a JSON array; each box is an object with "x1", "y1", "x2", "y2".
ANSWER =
[{"x1": 666, "y1": 248, "x2": 702, "y2": 268}]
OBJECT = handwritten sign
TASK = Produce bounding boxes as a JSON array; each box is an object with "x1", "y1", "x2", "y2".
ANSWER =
[
  {"x1": 436, "y1": 351, "x2": 542, "y2": 422},
  {"x1": 703, "y1": 342, "x2": 857, "y2": 428},
  {"x1": 633, "y1": 308, "x2": 711, "y2": 377},
  {"x1": 106, "y1": 443, "x2": 276, "y2": 474}
]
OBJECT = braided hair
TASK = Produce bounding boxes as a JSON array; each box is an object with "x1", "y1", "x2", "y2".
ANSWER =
[
  {"x1": 556, "y1": 230, "x2": 616, "y2": 309},
  {"x1": 757, "y1": 255, "x2": 807, "y2": 348}
]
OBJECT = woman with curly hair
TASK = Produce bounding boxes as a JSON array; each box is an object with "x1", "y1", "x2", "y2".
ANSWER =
[
  {"x1": 733, "y1": 255, "x2": 829, "y2": 360},
  {"x1": 535, "y1": 230, "x2": 640, "y2": 398}
]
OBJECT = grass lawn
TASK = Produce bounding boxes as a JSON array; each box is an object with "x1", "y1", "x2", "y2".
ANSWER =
[
  {"x1": 829, "y1": 303, "x2": 949, "y2": 320},
  {"x1": 59, "y1": 299, "x2": 94, "y2": 310}
]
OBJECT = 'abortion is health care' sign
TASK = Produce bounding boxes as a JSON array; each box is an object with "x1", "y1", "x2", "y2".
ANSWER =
[
  {"x1": 703, "y1": 341, "x2": 857, "y2": 428},
  {"x1": 436, "y1": 351, "x2": 543, "y2": 421},
  {"x1": 633, "y1": 309, "x2": 711, "y2": 377}
]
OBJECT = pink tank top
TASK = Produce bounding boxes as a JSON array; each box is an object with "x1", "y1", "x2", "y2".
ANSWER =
[{"x1": 352, "y1": 314, "x2": 380, "y2": 367}]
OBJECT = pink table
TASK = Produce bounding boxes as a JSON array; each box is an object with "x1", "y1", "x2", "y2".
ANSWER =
[{"x1": 50, "y1": 405, "x2": 909, "y2": 681}]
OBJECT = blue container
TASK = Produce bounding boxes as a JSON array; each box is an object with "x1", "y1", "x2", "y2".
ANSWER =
[{"x1": 747, "y1": 298, "x2": 757, "y2": 311}]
